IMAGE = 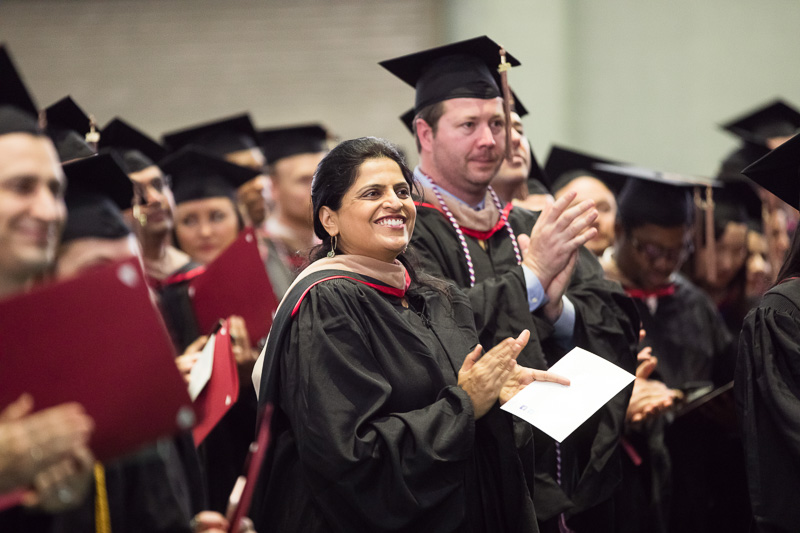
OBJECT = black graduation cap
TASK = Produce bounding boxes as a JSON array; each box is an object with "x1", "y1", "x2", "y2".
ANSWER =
[
  {"x1": 0, "y1": 44, "x2": 40, "y2": 135},
  {"x1": 714, "y1": 172, "x2": 763, "y2": 229},
  {"x1": 99, "y1": 117, "x2": 166, "y2": 174},
  {"x1": 162, "y1": 114, "x2": 260, "y2": 157},
  {"x1": 258, "y1": 124, "x2": 329, "y2": 164},
  {"x1": 511, "y1": 90, "x2": 528, "y2": 118},
  {"x1": 741, "y1": 131, "x2": 800, "y2": 209},
  {"x1": 44, "y1": 96, "x2": 96, "y2": 163},
  {"x1": 544, "y1": 145, "x2": 627, "y2": 196},
  {"x1": 159, "y1": 147, "x2": 260, "y2": 205},
  {"x1": 721, "y1": 99, "x2": 800, "y2": 148},
  {"x1": 399, "y1": 108, "x2": 416, "y2": 135},
  {"x1": 62, "y1": 153, "x2": 134, "y2": 243},
  {"x1": 596, "y1": 163, "x2": 718, "y2": 228},
  {"x1": 380, "y1": 36, "x2": 520, "y2": 113},
  {"x1": 45, "y1": 96, "x2": 92, "y2": 138}
]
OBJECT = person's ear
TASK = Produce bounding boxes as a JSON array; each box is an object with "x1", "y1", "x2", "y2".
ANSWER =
[
  {"x1": 416, "y1": 118, "x2": 435, "y2": 153},
  {"x1": 319, "y1": 206, "x2": 339, "y2": 237}
]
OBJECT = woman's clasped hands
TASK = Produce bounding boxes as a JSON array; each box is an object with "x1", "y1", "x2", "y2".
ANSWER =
[{"x1": 458, "y1": 330, "x2": 570, "y2": 419}]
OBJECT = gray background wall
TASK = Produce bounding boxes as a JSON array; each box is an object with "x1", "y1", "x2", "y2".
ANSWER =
[{"x1": 2, "y1": 0, "x2": 799, "y2": 176}]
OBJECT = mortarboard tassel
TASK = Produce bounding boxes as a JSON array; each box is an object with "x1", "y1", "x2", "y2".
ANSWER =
[
  {"x1": 497, "y1": 47, "x2": 514, "y2": 163},
  {"x1": 694, "y1": 186, "x2": 717, "y2": 285},
  {"x1": 94, "y1": 463, "x2": 111, "y2": 533},
  {"x1": 704, "y1": 185, "x2": 717, "y2": 285},
  {"x1": 86, "y1": 114, "x2": 100, "y2": 152},
  {"x1": 37, "y1": 109, "x2": 47, "y2": 135}
]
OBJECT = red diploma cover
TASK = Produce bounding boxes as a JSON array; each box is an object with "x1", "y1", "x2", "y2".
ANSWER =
[
  {"x1": 189, "y1": 228, "x2": 279, "y2": 346},
  {"x1": 0, "y1": 258, "x2": 195, "y2": 462},
  {"x1": 191, "y1": 319, "x2": 240, "y2": 445}
]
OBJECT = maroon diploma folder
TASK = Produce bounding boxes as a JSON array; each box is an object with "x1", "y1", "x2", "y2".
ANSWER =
[
  {"x1": 191, "y1": 319, "x2": 240, "y2": 446},
  {"x1": 189, "y1": 228, "x2": 278, "y2": 346},
  {"x1": 0, "y1": 258, "x2": 195, "y2": 462}
]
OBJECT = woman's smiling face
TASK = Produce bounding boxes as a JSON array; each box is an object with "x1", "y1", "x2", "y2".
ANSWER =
[{"x1": 321, "y1": 157, "x2": 416, "y2": 263}]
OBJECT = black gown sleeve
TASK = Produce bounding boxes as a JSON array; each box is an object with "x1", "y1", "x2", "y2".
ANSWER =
[
  {"x1": 547, "y1": 245, "x2": 639, "y2": 524},
  {"x1": 281, "y1": 281, "x2": 478, "y2": 532},
  {"x1": 736, "y1": 288, "x2": 800, "y2": 532}
]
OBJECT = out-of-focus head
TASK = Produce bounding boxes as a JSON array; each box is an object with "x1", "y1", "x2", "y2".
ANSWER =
[
  {"x1": 56, "y1": 153, "x2": 138, "y2": 279},
  {"x1": 161, "y1": 148, "x2": 257, "y2": 265},
  {"x1": 98, "y1": 118, "x2": 175, "y2": 237},
  {"x1": 493, "y1": 109, "x2": 531, "y2": 190},
  {"x1": 746, "y1": 230, "x2": 772, "y2": 297},
  {"x1": 313, "y1": 137, "x2": 415, "y2": 263},
  {"x1": 555, "y1": 172, "x2": 618, "y2": 256},
  {"x1": 740, "y1": 131, "x2": 800, "y2": 283},
  {"x1": 162, "y1": 113, "x2": 269, "y2": 226},
  {"x1": 260, "y1": 124, "x2": 330, "y2": 228},
  {"x1": 546, "y1": 146, "x2": 628, "y2": 255},
  {"x1": 0, "y1": 45, "x2": 66, "y2": 291},
  {"x1": 0, "y1": 131, "x2": 66, "y2": 287},
  {"x1": 692, "y1": 177, "x2": 762, "y2": 290}
]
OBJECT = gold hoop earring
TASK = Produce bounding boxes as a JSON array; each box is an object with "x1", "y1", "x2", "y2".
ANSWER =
[{"x1": 327, "y1": 235, "x2": 337, "y2": 258}]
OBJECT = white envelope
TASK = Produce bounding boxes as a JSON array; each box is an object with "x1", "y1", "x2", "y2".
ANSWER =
[
  {"x1": 188, "y1": 333, "x2": 216, "y2": 401},
  {"x1": 501, "y1": 346, "x2": 635, "y2": 442}
]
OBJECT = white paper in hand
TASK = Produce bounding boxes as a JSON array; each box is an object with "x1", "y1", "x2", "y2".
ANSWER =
[
  {"x1": 188, "y1": 333, "x2": 216, "y2": 401},
  {"x1": 501, "y1": 347, "x2": 634, "y2": 442}
]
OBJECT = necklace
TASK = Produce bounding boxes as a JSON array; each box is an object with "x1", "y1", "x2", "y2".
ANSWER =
[{"x1": 428, "y1": 182, "x2": 522, "y2": 287}]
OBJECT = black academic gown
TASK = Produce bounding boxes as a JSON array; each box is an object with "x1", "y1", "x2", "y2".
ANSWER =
[
  {"x1": 620, "y1": 273, "x2": 746, "y2": 533},
  {"x1": 634, "y1": 274, "x2": 736, "y2": 391},
  {"x1": 49, "y1": 442, "x2": 196, "y2": 533},
  {"x1": 156, "y1": 261, "x2": 205, "y2": 352},
  {"x1": 0, "y1": 442, "x2": 197, "y2": 533},
  {"x1": 411, "y1": 204, "x2": 639, "y2": 532},
  {"x1": 253, "y1": 272, "x2": 538, "y2": 533},
  {"x1": 736, "y1": 278, "x2": 800, "y2": 533},
  {"x1": 154, "y1": 260, "x2": 257, "y2": 513}
]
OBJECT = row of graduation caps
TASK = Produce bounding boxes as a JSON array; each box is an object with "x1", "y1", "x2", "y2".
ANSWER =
[{"x1": 1, "y1": 34, "x2": 799, "y2": 508}]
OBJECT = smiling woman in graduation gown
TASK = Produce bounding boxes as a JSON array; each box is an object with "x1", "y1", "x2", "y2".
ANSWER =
[
  {"x1": 736, "y1": 132, "x2": 800, "y2": 533},
  {"x1": 252, "y1": 137, "x2": 569, "y2": 533}
]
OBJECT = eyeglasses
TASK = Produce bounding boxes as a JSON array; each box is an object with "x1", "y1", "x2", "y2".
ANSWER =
[
  {"x1": 132, "y1": 174, "x2": 172, "y2": 205},
  {"x1": 631, "y1": 236, "x2": 694, "y2": 263}
]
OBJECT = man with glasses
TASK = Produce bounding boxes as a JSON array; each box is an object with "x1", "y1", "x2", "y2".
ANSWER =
[
  {"x1": 599, "y1": 167, "x2": 738, "y2": 533},
  {"x1": 98, "y1": 118, "x2": 207, "y2": 350}
]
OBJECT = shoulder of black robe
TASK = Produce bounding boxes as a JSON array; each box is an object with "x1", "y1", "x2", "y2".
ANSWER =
[
  {"x1": 156, "y1": 260, "x2": 204, "y2": 352},
  {"x1": 259, "y1": 236, "x2": 298, "y2": 300},
  {"x1": 253, "y1": 271, "x2": 538, "y2": 533},
  {"x1": 719, "y1": 144, "x2": 770, "y2": 176},
  {"x1": 636, "y1": 274, "x2": 736, "y2": 390},
  {"x1": 410, "y1": 203, "x2": 639, "y2": 527},
  {"x1": 736, "y1": 278, "x2": 800, "y2": 531},
  {"x1": 411, "y1": 204, "x2": 550, "y2": 370},
  {"x1": 154, "y1": 257, "x2": 260, "y2": 513}
]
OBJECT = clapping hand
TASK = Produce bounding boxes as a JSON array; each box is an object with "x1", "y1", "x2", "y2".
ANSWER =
[{"x1": 458, "y1": 330, "x2": 530, "y2": 419}]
